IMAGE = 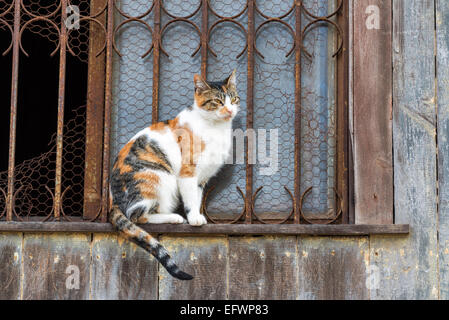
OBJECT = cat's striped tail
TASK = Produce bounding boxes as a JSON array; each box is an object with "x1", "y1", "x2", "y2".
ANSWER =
[{"x1": 109, "y1": 206, "x2": 194, "y2": 280}]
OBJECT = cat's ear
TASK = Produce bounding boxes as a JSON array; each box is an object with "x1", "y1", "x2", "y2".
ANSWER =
[
  {"x1": 226, "y1": 69, "x2": 237, "y2": 88},
  {"x1": 194, "y1": 74, "x2": 210, "y2": 93}
]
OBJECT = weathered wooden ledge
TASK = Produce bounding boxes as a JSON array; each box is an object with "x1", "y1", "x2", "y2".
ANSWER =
[{"x1": 0, "y1": 222, "x2": 410, "y2": 236}]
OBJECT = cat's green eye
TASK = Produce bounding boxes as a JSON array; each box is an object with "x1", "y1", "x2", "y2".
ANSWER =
[
  {"x1": 231, "y1": 96, "x2": 240, "y2": 104},
  {"x1": 213, "y1": 99, "x2": 224, "y2": 106}
]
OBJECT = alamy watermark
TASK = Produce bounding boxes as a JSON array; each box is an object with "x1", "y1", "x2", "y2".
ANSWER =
[
  {"x1": 365, "y1": 5, "x2": 380, "y2": 30},
  {"x1": 65, "y1": 265, "x2": 80, "y2": 290},
  {"x1": 175, "y1": 128, "x2": 279, "y2": 176},
  {"x1": 65, "y1": 5, "x2": 80, "y2": 30},
  {"x1": 365, "y1": 264, "x2": 380, "y2": 291}
]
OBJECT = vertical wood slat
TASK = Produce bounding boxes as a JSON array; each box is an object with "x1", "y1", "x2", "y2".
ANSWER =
[
  {"x1": 6, "y1": 0, "x2": 21, "y2": 221},
  {"x1": 228, "y1": 236, "x2": 298, "y2": 299},
  {"x1": 83, "y1": 0, "x2": 107, "y2": 220},
  {"x1": 370, "y1": 0, "x2": 438, "y2": 299},
  {"x1": 100, "y1": 0, "x2": 114, "y2": 222},
  {"x1": 0, "y1": 233, "x2": 22, "y2": 300},
  {"x1": 245, "y1": 0, "x2": 255, "y2": 224},
  {"x1": 353, "y1": 0, "x2": 393, "y2": 225},
  {"x1": 152, "y1": 0, "x2": 161, "y2": 124},
  {"x1": 298, "y1": 237, "x2": 369, "y2": 300},
  {"x1": 436, "y1": 0, "x2": 449, "y2": 300},
  {"x1": 21, "y1": 233, "x2": 91, "y2": 300},
  {"x1": 294, "y1": 1, "x2": 302, "y2": 224},
  {"x1": 158, "y1": 236, "x2": 228, "y2": 300},
  {"x1": 54, "y1": 0, "x2": 69, "y2": 221},
  {"x1": 90, "y1": 233, "x2": 158, "y2": 299}
]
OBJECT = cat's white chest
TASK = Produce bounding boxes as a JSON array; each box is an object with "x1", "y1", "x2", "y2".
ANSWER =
[{"x1": 197, "y1": 130, "x2": 231, "y2": 183}]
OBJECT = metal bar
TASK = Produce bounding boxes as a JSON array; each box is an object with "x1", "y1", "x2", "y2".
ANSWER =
[
  {"x1": 100, "y1": 0, "x2": 114, "y2": 223},
  {"x1": 200, "y1": 0, "x2": 208, "y2": 76},
  {"x1": 6, "y1": 0, "x2": 21, "y2": 221},
  {"x1": 54, "y1": 0, "x2": 68, "y2": 221},
  {"x1": 348, "y1": 0, "x2": 355, "y2": 225},
  {"x1": 337, "y1": 0, "x2": 350, "y2": 224},
  {"x1": 294, "y1": 0, "x2": 302, "y2": 224},
  {"x1": 245, "y1": 0, "x2": 255, "y2": 224},
  {"x1": 152, "y1": 0, "x2": 161, "y2": 124}
]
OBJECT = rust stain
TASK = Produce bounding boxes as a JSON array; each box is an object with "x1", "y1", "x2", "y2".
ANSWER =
[{"x1": 117, "y1": 234, "x2": 126, "y2": 247}]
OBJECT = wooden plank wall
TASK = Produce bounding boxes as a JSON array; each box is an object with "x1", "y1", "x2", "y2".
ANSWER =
[
  {"x1": 370, "y1": 0, "x2": 439, "y2": 299},
  {"x1": 0, "y1": 233, "x2": 372, "y2": 300},
  {"x1": 353, "y1": 0, "x2": 393, "y2": 225},
  {"x1": 1, "y1": 0, "x2": 448, "y2": 300},
  {"x1": 437, "y1": 0, "x2": 449, "y2": 300}
]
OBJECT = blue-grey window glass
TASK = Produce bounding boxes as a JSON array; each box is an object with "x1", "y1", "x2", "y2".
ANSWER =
[{"x1": 111, "y1": 0, "x2": 338, "y2": 217}]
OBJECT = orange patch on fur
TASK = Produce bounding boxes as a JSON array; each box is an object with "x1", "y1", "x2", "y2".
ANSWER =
[
  {"x1": 180, "y1": 164, "x2": 196, "y2": 177},
  {"x1": 219, "y1": 107, "x2": 232, "y2": 116},
  {"x1": 219, "y1": 107, "x2": 233, "y2": 120},
  {"x1": 108, "y1": 195, "x2": 113, "y2": 212},
  {"x1": 169, "y1": 121, "x2": 206, "y2": 178},
  {"x1": 149, "y1": 122, "x2": 167, "y2": 132},
  {"x1": 116, "y1": 141, "x2": 134, "y2": 174},
  {"x1": 194, "y1": 93, "x2": 206, "y2": 109},
  {"x1": 137, "y1": 147, "x2": 172, "y2": 173},
  {"x1": 167, "y1": 117, "x2": 179, "y2": 130},
  {"x1": 134, "y1": 171, "x2": 159, "y2": 199},
  {"x1": 137, "y1": 216, "x2": 149, "y2": 224}
]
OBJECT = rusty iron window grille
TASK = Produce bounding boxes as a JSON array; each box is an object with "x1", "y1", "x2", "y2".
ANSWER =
[{"x1": 0, "y1": 0, "x2": 349, "y2": 226}]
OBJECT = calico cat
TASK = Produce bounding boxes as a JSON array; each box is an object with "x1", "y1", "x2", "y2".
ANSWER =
[{"x1": 109, "y1": 70, "x2": 240, "y2": 280}]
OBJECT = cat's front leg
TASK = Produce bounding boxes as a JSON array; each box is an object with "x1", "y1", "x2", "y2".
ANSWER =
[{"x1": 178, "y1": 177, "x2": 207, "y2": 226}]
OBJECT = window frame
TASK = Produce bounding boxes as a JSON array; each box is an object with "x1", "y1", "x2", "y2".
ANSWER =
[{"x1": 0, "y1": 0, "x2": 408, "y2": 235}]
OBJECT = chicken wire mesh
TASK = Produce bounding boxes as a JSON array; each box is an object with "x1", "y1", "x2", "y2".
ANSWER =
[
  {"x1": 0, "y1": 0, "x2": 101, "y2": 63},
  {"x1": 205, "y1": 0, "x2": 248, "y2": 215},
  {"x1": 111, "y1": 0, "x2": 154, "y2": 160},
  {"x1": 110, "y1": 0, "x2": 343, "y2": 222},
  {"x1": 300, "y1": 0, "x2": 338, "y2": 215},
  {"x1": 0, "y1": 0, "x2": 107, "y2": 221},
  {"x1": 0, "y1": 106, "x2": 87, "y2": 220},
  {"x1": 1, "y1": 0, "x2": 345, "y2": 223}
]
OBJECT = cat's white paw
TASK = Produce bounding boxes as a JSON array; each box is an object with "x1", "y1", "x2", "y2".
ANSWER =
[
  {"x1": 170, "y1": 214, "x2": 187, "y2": 224},
  {"x1": 187, "y1": 213, "x2": 207, "y2": 226}
]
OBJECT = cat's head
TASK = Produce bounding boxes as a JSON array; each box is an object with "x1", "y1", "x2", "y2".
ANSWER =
[{"x1": 193, "y1": 70, "x2": 240, "y2": 122}]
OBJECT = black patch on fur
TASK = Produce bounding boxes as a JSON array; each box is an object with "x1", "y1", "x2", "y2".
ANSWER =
[
  {"x1": 129, "y1": 206, "x2": 146, "y2": 222},
  {"x1": 147, "y1": 139, "x2": 173, "y2": 171},
  {"x1": 125, "y1": 136, "x2": 173, "y2": 174},
  {"x1": 207, "y1": 80, "x2": 227, "y2": 91}
]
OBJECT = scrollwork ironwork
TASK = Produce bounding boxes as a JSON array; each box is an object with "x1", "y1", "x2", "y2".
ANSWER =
[{"x1": 1, "y1": 0, "x2": 347, "y2": 225}]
